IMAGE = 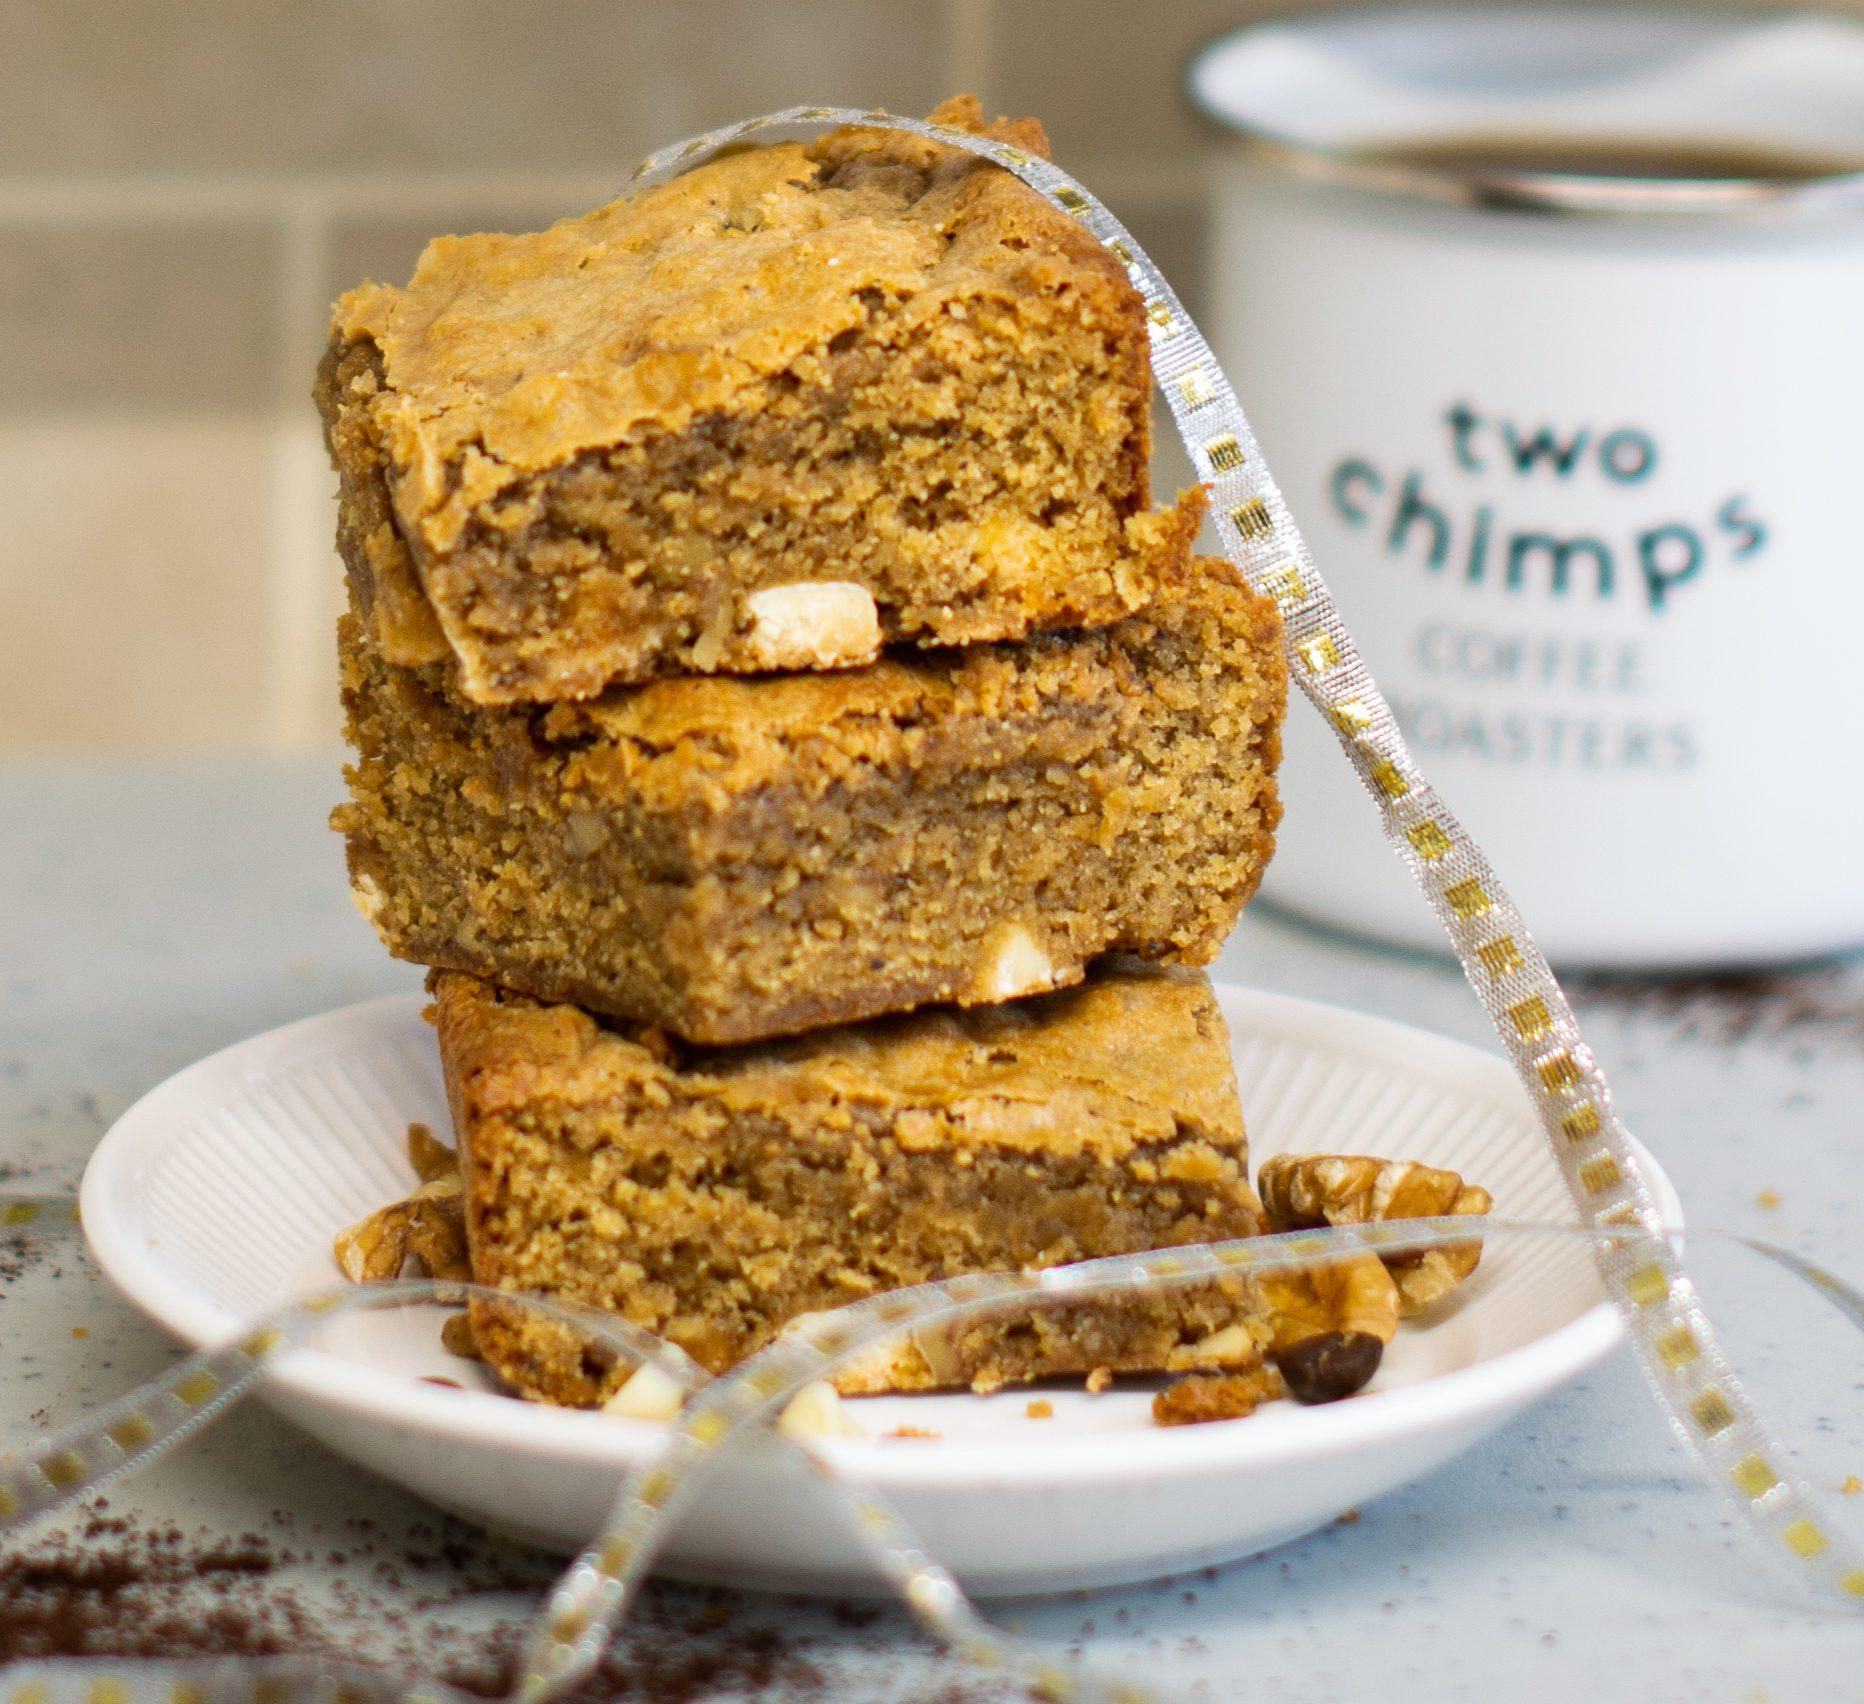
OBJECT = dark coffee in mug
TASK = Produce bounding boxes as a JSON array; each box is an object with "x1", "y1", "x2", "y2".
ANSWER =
[{"x1": 1354, "y1": 133, "x2": 1864, "y2": 182}]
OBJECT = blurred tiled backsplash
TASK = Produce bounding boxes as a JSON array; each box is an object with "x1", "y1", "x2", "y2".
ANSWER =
[{"x1": 1, "y1": 0, "x2": 1848, "y2": 751}]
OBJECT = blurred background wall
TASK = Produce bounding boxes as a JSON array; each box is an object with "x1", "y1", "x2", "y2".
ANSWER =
[{"x1": 1, "y1": 0, "x2": 1852, "y2": 753}]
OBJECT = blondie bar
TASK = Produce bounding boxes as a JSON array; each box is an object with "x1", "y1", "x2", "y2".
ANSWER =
[
  {"x1": 336, "y1": 562, "x2": 1285, "y2": 1045},
  {"x1": 315, "y1": 96, "x2": 1202, "y2": 703},
  {"x1": 434, "y1": 965, "x2": 1268, "y2": 1399}
]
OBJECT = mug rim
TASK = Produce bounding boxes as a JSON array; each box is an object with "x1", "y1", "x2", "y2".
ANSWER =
[{"x1": 1185, "y1": 6, "x2": 1864, "y2": 220}]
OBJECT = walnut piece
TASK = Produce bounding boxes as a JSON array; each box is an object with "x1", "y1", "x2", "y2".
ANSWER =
[
  {"x1": 404, "y1": 1178, "x2": 469, "y2": 1281},
  {"x1": 1255, "y1": 1252, "x2": 1399, "y2": 1403},
  {"x1": 332, "y1": 1127, "x2": 469, "y2": 1285},
  {"x1": 406, "y1": 1121, "x2": 456, "y2": 1182},
  {"x1": 1259, "y1": 1154, "x2": 1492, "y2": 1315},
  {"x1": 440, "y1": 1312, "x2": 482, "y2": 1360},
  {"x1": 332, "y1": 1200, "x2": 412, "y2": 1283}
]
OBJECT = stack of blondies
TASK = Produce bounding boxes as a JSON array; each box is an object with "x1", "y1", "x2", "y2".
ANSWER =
[{"x1": 316, "y1": 100, "x2": 1291, "y2": 1402}]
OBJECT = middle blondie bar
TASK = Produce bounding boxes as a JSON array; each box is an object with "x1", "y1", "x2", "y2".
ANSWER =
[{"x1": 337, "y1": 561, "x2": 1284, "y2": 1046}]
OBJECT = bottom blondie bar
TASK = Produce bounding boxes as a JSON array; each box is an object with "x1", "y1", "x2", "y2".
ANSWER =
[{"x1": 434, "y1": 964, "x2": 1271, "y2": 1400}]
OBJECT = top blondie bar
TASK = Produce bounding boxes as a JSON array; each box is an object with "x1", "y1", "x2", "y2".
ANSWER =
[{"x1": 315, "y1": 96, "x2": 1202, "y2": 704}]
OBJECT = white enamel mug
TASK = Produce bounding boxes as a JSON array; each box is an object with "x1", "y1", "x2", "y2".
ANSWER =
[{"x1": 1190, "y1": 8, "x2": 1864, "y2": 967}]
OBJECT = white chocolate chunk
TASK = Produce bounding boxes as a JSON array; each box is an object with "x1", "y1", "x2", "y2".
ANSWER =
[
  {"x1": 1190, "y1": 1325, "x2": 1255, "y2": 1364},
  {"x1": 603, "y1": 1361, "x2": 688, "y2": 1422},
  {"x1": 349, "y1": 875, "x2": 385, "y2": 925},
  {"x1": 740, "y1": 582, "x2": 881, "y2": 671},
  {"x1": 909, "y1": 1320, "x2": 965, "y2": 1387},
  {"x1": 562, "y1": 810, "x2": 609, "y2": 858},
  {"x1": 782, "y1": 1312, "x2": 901, "y2": 1388},
  {"x1": 969, "y1": 924, "x2": 1058, "y2": 1003},
  {"x1": 777, "y1": 1380, "x2": 865, "y2": 1439}
]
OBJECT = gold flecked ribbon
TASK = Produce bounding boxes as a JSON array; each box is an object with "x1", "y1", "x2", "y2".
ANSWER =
[
  {"x1": 4, "y1": 104, "x2": 1862, "y2": 1704},
  {"x1": 0, "y1": 1195, "x2": 82, "y2": 1233},
  {"x1": 517, "y1": 1217, "x2": 1864, "y2": 1703},
  {"x1": 10, "y1": 1219, "x2": 1857, "y2": 1704}
]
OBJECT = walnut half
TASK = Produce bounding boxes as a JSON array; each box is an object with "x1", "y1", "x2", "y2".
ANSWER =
[
  {"x1": 1259, "y1": 1154, "x2": 1492, "y2": 1316},
  {"x1": 332, "y1": 1124, "x2": 470, "y2": 1284},
  {"x1": 1256, "y1": 1252, "x2": 1400, "y2": 1404}
]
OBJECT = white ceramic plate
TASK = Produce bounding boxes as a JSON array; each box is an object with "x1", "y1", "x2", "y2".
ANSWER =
[{"x1": 81, "y1": 986, "x2": 1679, "y2": 1597}]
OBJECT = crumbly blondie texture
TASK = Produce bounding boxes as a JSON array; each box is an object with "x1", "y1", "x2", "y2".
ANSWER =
[
  {"x1": 314, "y1": 95, "x2": 1203, "y2": 703},
  {"x1": 433, "y1": 965, "x2": 1269, "y2": 1400},
  {"x1": 336, "y1": 562, "x2": 1285, "y2": 1046}
]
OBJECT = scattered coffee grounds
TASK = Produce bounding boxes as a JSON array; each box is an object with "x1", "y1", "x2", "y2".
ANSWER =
[
  {"x1": 1570, "y1": 966, "x2": 1864, "y2": 1052},
  {"x1": 0, "y1": 1509, "x2": 1001, "y2": 1702},
  {"x1": 444, "y1": 1616, "x2": 829, "y2": 1704},
  {"x1": 0, "y1": 1231, "x2": 56, "y2": 1287},
  {"x1": 0, "y1": 1514, "x2": 315, "y2": 1660},
  {"x1": 0, "y1": 1168, "x2": 72, "y2": 1287}
]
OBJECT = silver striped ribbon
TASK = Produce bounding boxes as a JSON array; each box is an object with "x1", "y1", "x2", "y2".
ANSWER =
[{"x1": 11, "y1": 1220, "x2": 1857, "y2": 1704}]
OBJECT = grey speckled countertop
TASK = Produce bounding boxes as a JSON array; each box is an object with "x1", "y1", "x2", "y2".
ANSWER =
[{"x1": 3, "y1": 757, "x2": 1862, "y2": 1701}]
